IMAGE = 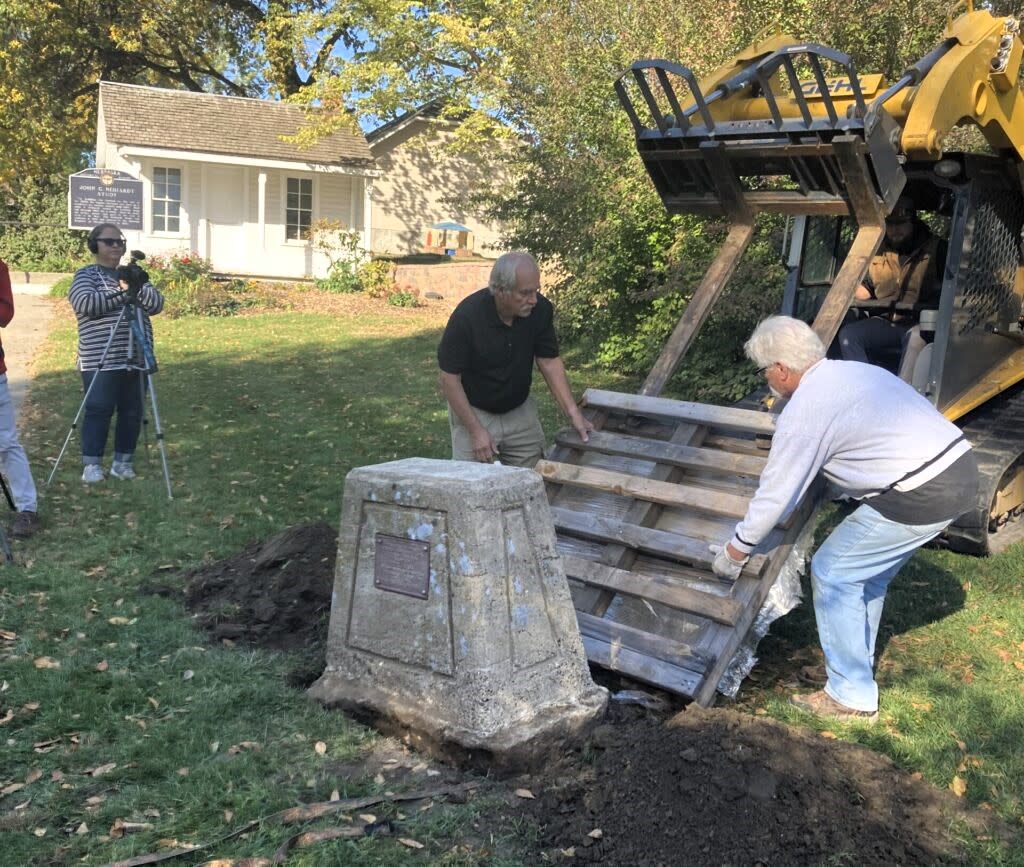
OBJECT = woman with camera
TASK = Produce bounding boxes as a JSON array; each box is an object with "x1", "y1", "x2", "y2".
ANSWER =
[{"x1": 69, "y1": 224, "x2": 164, "y2": 483}]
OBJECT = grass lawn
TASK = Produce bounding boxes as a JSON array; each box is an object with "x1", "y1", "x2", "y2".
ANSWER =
[{"x1": 2, "y1": 296, "x2": 1022, "y2": 865}]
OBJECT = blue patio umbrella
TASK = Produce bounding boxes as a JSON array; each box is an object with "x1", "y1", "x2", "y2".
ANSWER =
[{"x1": 431, "y1": 221, "x2": 472, "y2": 232}]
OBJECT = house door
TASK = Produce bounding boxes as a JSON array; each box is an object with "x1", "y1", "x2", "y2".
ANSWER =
[{"x1": 205, "y1": 166, "x2": 246, "y2": 273}]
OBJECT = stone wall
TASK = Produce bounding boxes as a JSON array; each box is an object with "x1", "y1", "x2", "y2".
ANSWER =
[{"x1": 392, "y1": 262, "x2": 492, "y2": 304}]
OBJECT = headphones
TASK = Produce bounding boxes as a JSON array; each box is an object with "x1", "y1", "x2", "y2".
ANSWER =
[{"x1": 87, "y1": 224, "x2": 121, "y2": 255}]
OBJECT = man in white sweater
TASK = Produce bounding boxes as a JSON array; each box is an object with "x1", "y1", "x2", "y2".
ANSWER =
[{"x1": 713, "y1": 316, "x2": 978, "y2": 723}]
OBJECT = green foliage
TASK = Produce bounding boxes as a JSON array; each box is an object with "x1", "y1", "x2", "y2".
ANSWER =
[
  {"x1": 315, "y1": 261, "x2": 361, "y2": 294},
  {"x1": 358, "y1": 259, "x2": 397, "y2": 299},
  {"x1": 311, "y1": 220, "x2": 365, "y2": 294},
  {"x1": 0, "y1": 175, "x2": 88, "y2": 270},
  {"x1": 48, "y1": 275, "x2": 73, "y2": 298},
  {"x1": 386, "y1": 290, "x2": 419, "y2": 307},
  {"x1": 147, "y1": 252, "x2": 259, "y2": 317}
]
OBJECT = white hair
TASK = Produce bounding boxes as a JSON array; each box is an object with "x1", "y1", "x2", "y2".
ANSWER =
[
  {"x1": 488, "y1": 251, "x2": 537, "y2": 295},
  {"x1": 744, "y1": 315, "x2": 825, "y2": 374}
]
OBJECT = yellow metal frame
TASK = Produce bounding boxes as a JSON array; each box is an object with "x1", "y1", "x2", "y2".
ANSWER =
[{"x1": 693, "y1": 8, "x2": 1024, "y2": 161}]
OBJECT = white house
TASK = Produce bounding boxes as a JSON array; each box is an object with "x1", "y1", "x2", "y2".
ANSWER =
[
  {"x1": 366, "y1": 102, "x2": 508, "y2": 257},
  {"x1": 95, "y1": 81, "x2": 379, "y2": 279}
]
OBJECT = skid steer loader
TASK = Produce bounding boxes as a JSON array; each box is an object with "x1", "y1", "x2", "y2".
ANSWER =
[{"x1": 539, "y1": 1, "x2": 1024, "y2": 704}]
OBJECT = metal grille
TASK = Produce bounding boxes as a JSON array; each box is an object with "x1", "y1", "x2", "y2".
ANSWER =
[
  {"x1": 800, "y1": 216, "x2": 855, "y2": 285},
  {"x1": 957, "y1": 185, "x2": 1024, "y2": 335}
]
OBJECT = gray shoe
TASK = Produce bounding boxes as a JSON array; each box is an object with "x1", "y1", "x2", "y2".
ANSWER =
[
  {"x1": 110, "y1": 461, "x2": 136, "y2": 480},
  {"x1": 82, "y1": 464, "x2": 105, "y2": 484}
]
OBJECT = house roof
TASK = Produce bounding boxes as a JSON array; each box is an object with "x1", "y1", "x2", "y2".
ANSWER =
[
  {"x1": 99, "y1": 81, "x2": 374, "y2": 168},
  {"x1": 367, "y1": 100, "x2": 450, "y2": 146}
]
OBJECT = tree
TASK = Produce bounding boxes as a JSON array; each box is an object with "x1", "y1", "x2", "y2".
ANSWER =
[{"x1": 0, "y1": 0, "x2": 359, "y2": 181}]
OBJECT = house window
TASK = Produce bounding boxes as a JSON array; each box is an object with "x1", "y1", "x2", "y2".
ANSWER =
[
  {"x1": 152, "y1": 167, "x2": 181, "y2": 233},
  {"x1": 286, "y1": 177, "x2": 313, "y2": 240}
]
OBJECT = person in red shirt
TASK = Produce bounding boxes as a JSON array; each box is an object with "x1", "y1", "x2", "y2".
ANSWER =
[{"x1": 0, "y1": 260, "x2": 40, "y2": 537}]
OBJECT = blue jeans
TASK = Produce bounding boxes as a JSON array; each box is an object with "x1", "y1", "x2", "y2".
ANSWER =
[
  {"x1": 0, "y1": 374, "x2": 37, "y2": 511},
  {"x1": 80, "y1": 369, "x2": 144, "y2": 465},
  {"x1": 810, "y1": 504, "x2": 951, "y2": 712}
]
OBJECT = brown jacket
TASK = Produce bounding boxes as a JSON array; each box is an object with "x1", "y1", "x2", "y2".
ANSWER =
[{"x1": 866, "y1": 224, "x2": 943, "y2": 311}]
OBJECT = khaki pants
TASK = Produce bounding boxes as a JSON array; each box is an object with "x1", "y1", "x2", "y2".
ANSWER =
[{"x1": 449, "y1": 396, "x2": 545, "y2": 468}]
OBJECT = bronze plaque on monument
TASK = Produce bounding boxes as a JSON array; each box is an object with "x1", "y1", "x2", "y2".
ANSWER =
[{"x1": 374, "y1": 534, "x2": 431, "y2": 599}]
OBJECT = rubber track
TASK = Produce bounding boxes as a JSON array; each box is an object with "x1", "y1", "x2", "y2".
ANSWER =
[{"x1": 946, "y1": 380, "x2": 1024, "y2": 556}]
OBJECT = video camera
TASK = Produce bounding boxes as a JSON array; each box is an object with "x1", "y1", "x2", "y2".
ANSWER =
[{"x1": 117, "y1": 250, "x2": 149, "y2": 300}]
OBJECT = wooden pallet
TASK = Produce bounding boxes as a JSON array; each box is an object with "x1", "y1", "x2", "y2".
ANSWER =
[{"x1": 542, "y1": 388, "x2": 818, "y2": 706}]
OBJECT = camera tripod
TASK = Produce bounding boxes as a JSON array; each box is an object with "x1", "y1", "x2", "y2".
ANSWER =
[{"x1": 47, "y1": 296, "x2": 173, "y2": 498}]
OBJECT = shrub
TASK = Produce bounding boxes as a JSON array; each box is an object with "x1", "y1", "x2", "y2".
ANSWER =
[
  {"x1": 315, "y1": 261, "x2": 361, "y2": 294},
  {"x1": 49, "y1": 275, "x2": 73, "y2": 298},
  {"x1": 386, "y1": 291, "x2": 419, "y2": 308},
  {"x1": 0, "y1": 175, "x2": 89, "y2": 270},
  {"x1": 358, "y1": 259, "x2": 396, "y2": 298},
  {"x1": 146, "y1": 252, "x2": 258, "y2": 317}
]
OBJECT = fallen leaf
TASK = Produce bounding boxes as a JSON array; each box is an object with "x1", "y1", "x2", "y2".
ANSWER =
[
  {"x1": 90, "y1": 763, "x2": 117, "y2": 777},
  {"x1": 223, "y1": 810, "x2": 234, "y2": 822},
  {"x1": 75, "y1": 822, "x2": 89, "y2": 835},
  {"x1": 0, "y1": 629, "x2": 15, "y2": 640},
  {"x1": 329, "y1": 790, "x2": 340, "y2": 802},
  {"x1": 314, "y1": 741, "x2": 327, "y2": 755},
  {"x1": 820, "y1": 731, "x2": 838, "y2": 740},
  {"x1": 210, "y1": 741, "x2": 220, "y2": 753},
  {"x1": 148, "y1": 697, "x2": 160, "y2": 709},
  {"x1": 108, "y1": 617, "x2": 131, "y2": 626},
  {"x1": 182, "y1": 670, "x2": 194, "y2": 681},
  {"x1": 219, "y1": 515, "x2": 235, "y2": 530},
  {"x1": 0, "y1": 709, "x2": 13, "y2": 725},
  {"x1": 23, "y1": 701, "x2": 40, "y2": 711},
  {"x1": 144, "y1": 808, "x2": 161, "y2": 818},
  {"x1": 125, "y1": 513, "x2": 138, "y2": 530},
  {"x1": 588, "y1": 828, "x2": 604, "y2": 839},
  {"x1": 399, "y1": 838, "x2": 425, "y2": 849},
  {"x1": 33, "y1": 657, "x2": 60, "y2": 669},
  {"x1": 1, "y1": 782, "x2": 25, "y2": 795},
  {"x1": 514, "y1": 788, "x2": 535, "y2": 799},
  {"x1": 33, "y1": 827, "x2": 46, "y2": 837},
  {"x1": 178, "y1": 767, "x2": 189, "y2": 776},
  {"x1": 358, "y1": 813, "x2": 376, "y2": 824},
  {"x1": 560, "y1": 848, "x2": 576, "y2": 858},
  {"x1": 950, "y1": 776, "x2": 967, "y2": 797},
  {"x1": 51, "y1": 770, "x2": 63, "y2": 781},
  {"x1": 95, "y1": 660, "x2": 108, "y2": 672},
  {"x1": 25, "y1": 768, "x2": 42, "y2": 784},
  {"x1": 374, "y1": 772, "x2": 385, "y2": 785}
]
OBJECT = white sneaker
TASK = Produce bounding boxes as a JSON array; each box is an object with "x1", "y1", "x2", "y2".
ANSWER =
[
  {"x1": 110, "y1": 461, "x2": 136, "y2": 480},
  {"x1": 82, "y1": 464, "x2": 105, "y2": 484}
]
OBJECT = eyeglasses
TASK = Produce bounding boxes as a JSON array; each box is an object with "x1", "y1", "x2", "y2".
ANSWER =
[
  {"x1": 757, "y1": 363, "x2": 776, "y2": 376},
  {"x1": 97, "y1": 237, "x2": 126, "y2": 246}
]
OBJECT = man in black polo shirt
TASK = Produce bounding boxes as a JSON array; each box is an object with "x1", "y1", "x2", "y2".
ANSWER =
[{"x1": 438, "y1": 251, "x2": 592, "y2": 466}]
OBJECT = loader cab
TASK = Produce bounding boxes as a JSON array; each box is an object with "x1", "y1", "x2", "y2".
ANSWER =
[{"x1": 781, "y1": 154, "x2": 1024, "y2": 416}]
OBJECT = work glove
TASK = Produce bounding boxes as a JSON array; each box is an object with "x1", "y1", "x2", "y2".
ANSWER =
[{"x1": 709, "y1": 542, "x2": 748, "y2": 580}]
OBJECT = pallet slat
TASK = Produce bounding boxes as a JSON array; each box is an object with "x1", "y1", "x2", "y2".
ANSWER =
[
  {"x1": 563, "y1": 554, "x2": 742, "y2": 626},
  {"x1": 554, "y1": 428, "x2": 767, "y2": 477},
  {"x1": 551, "y1": 506, "x2": 767, "y2": 577},
  {"x1": 576, "y1": 612, "x2": 709, "y2": 673},
  {"x1": 582, "y1": 389, "x2": 778, "y2": 435},
  {"x1": 538, "y1": 460, "x2": 753, "y2": 519}
]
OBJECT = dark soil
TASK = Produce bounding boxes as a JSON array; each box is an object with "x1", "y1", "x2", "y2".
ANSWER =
[
  {"x1": 182, "y1": 522, "x2": 337, "y2": 655},
  {"x1": 182, "y1": 523, "x2": 1014, "y2": 866}
]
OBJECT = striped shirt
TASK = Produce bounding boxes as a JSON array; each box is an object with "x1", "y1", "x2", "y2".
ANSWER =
[{"x1": 69, "y1": 264, "x2": 164, "y2": 371}]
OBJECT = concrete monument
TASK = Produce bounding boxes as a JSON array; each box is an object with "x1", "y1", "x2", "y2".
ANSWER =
[{"x1": 309, "y1": 458, "x2": 607, "y2": 760}]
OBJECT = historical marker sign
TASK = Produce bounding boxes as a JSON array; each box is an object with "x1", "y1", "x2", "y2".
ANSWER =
[
  {"x1": 373, "y1": 534, "x2": 431, "y2": 599},
  {"x1": 68, "y1": 169, "x2": 144, "y2": 230}
]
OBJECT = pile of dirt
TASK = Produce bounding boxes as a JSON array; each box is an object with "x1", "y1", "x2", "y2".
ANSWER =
[
  {"x1": 183, "y1": 522, "x2": 337, "y2": 652},
  {"x1": 523, "y1": 702, "x2": 1008, "y2": 865},
  {"x1": 182, "y1": 523, "x2": 1014, "y2": 865}
]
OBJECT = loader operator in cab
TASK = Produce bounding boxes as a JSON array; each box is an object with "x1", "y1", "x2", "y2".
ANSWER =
[{"x1": 835, "y1": 195, "x2": 945, "y2": 368}]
